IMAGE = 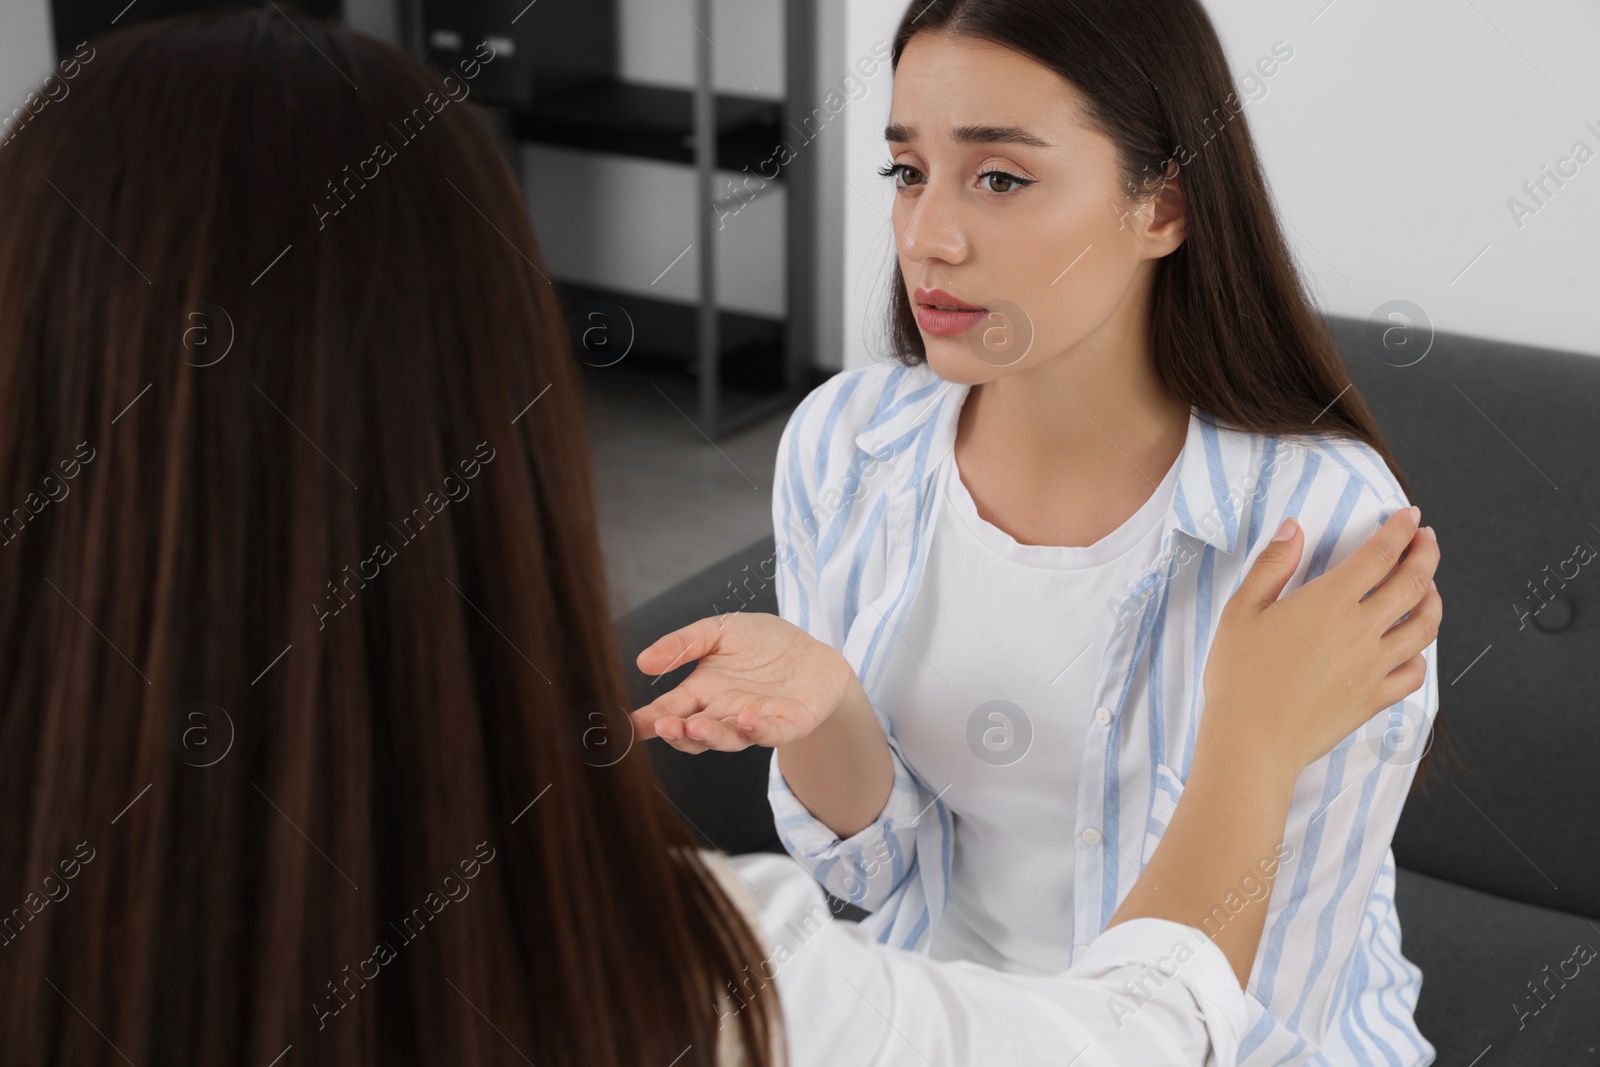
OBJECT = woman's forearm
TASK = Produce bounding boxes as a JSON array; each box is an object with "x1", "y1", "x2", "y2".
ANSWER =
[
  {"x1": 775, "y1": 669, "x2": 895, "y2": 839},
  {"x1": 1105, "y1": 716, "x2": 1299, "y2": 987}
]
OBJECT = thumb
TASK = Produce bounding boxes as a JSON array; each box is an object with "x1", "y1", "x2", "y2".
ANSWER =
[
  {"x1": 1239, "y1": 517, "x2": 1304, "y2": 609},
  {"x1": 636, "y1": 615, "x2": 725, "y2": 675}
]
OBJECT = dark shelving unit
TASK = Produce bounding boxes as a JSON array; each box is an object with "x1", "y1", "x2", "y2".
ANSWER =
[
  {"x1": 409, "y1": 0, "x2": 815, "y2": 440},
  {"x1": 506, "y1": 80, "x2": 784, "y2": 172}
]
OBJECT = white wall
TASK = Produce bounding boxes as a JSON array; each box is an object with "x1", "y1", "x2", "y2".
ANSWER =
[
  {"x1": 829, "y1": 0, "x2": 1600, "y2": 370},
  {"x1": 834, "y1": 0, "x2": 903, "y2": 372},
  {"x1": 1209, "y1": 0, "x2": 1600, "y2": 360}
]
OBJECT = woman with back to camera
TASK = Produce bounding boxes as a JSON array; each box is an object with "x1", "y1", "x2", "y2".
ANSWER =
[
  {"x1": 0, "y1": 8, "x2": 1438, "y2": 1066},
  {"x1": 634, "y1": 1, "x2": 1445, "y2": 1065}
]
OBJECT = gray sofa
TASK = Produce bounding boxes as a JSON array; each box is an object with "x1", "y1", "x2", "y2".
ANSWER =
[{"x1": 612, "y1": 314, "x2": 1600, "y2": 1064}]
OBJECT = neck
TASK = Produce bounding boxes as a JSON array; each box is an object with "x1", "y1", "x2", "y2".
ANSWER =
[{"x1": 958, "y1": 329, "x2": 1189, "y2": 495}]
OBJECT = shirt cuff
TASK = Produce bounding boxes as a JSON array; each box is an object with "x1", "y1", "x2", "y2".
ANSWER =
[{"x1": 767, "y1": 745, "x2": 925, "y2": 861}]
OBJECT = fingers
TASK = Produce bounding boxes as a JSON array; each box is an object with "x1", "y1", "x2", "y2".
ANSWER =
[
  {"x1": 638, "y1": 687, "x2": 767, "y2": 754},
  {"x1": 676, "y1": 713, "x2": 748, "y2": 752},
  {"x1": 652, "y1": 715, "x2": 714, "y2": 754},
  {"x1": 635, "y1": 615, "x2": 726, "y2": 676},
  {"x1": 1364, "y1": 524, "x2": 1439, "y2": 633},
  {"x1": 630, "y1": 684, "x2": 708, "y2": 738},
  {"x1": 727, "y1": 698, "x2": 810, "y2": 748},
  {"x1": 1377, "y1": 651, "x2": 1428, "y2": 709},
  {"x1": 679, "y1": 689, "x2": 810, "y2": 751},
  {"x1": 1331, "y1": 505, "x2": 1423, "y2": 605},
  {"x1": 1233, "y1": 517, "x2": 1306, "y2": 611},
  {"x1": 1379, "y1": 578, "x2": 1441, "y2": 669},
  {"x1": 633, "y1": 680, "x2": 733, "y2": 754},
  {"x1": 642, "y1": 689, "x2": 811, "y2": 754},
  {"x1": 653, "y1": 714, "x2": 762, "y2": 754}
]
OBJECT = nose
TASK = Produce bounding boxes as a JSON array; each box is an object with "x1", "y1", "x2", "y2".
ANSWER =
[{"x1": 896, "y1": 177, "x2": 968, "y2": 268}]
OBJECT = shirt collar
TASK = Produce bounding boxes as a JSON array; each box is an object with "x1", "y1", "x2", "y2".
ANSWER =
[{"x1": 852, "y1": 363, "x2": 1254, "y2": 556}]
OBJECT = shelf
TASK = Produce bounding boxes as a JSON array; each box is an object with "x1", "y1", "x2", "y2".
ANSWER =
[
  {"x1": 505, "y1": 79, "x2": 786, "y2": 176},
  {"x1": 419, "y1": 0, "x2": 818, "y2": 440},
  {"x1": 557, "y1": 280, "x2": 788, "y2": 395}
]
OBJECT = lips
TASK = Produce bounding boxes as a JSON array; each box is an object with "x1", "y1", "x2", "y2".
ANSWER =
[
  {"x1": 913, "y1": 287, "x2": 988, "y2": 336},
  {"x1": 914, "y1": 287, "x2": 984, "y2": 312}
]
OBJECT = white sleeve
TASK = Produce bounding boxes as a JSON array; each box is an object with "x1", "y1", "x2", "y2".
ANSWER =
[{"x1": 706, "y1": 851, "x2": 1248, "y2": 1067}]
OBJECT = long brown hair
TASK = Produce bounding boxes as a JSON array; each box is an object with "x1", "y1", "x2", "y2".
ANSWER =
[
  {"x1": 0, "y1": 9, "x2": 778, "y2": 1065},
  {"x1": 886, "y1": 0, "x2": 1442, "y2": 787}
]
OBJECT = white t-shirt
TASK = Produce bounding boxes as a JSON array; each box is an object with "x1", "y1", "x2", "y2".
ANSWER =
[
  {"x1": 705, "y1": 850, "x2": 1246, "y2": 1067},
  {"x1": 879, "y1": 452, "x2": 1180, "y2": 975}
]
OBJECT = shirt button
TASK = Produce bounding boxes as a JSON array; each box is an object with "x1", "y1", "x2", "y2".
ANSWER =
[
  {"x1": 1095, "y1": 706, "x2": 1112, "y2": 726},
  {"x1": 1082, "y1": 827, "x2": 1103, "y2": 845}
]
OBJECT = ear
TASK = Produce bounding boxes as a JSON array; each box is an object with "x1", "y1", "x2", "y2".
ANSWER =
[{"x1": 1137, "y1": 161, "x2": 1188, "y2": 259}]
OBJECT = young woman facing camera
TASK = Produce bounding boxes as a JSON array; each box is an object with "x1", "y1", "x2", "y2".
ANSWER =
[{"x1": 635, "y1": 1, "x2": 1444, "y2": 1065}]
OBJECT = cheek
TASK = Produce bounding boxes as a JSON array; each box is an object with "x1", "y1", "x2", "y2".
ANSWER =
[
  {"x1": 893, "y1": 183, "x2": 1146, "y2": 379},
  {"x1": 1004, "y1": 199, "x2": 1143, "y2": 353}
]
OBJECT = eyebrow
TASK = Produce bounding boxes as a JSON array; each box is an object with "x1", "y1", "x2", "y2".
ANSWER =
[{"x1": 883, "y1": 123, "x2": 1054, "y2": 148}]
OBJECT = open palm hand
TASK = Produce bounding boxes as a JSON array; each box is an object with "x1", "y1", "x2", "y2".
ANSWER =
[{"x1": 630, "y1": 612, "x2": 855, "y2": 754}]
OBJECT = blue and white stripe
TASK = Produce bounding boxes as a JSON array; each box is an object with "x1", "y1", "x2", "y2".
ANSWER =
[{"x1": 766, "y1": 358, "x2": 1438, "y2": 1066}]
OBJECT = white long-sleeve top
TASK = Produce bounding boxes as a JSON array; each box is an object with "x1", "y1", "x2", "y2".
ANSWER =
[
  {"x1": 765, "y1": 359, "x2": 1440, "y2": 1065},
  {"x1": 706, "y1": 850, "x2": 1249, "y2": 1067}
]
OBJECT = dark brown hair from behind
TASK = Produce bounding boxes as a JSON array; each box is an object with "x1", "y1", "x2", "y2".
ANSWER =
[
  {"x1": 0, "y1": 9, "x2": 778, "y2": 1065},
  {"x1": 884, "y1": 0, "x2": 1444, "y2": 788}
]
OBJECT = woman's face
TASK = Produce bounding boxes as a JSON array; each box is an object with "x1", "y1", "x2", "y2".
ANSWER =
[{"x1": 885, "y1": 32, "x2": 1185, "y2": 384}]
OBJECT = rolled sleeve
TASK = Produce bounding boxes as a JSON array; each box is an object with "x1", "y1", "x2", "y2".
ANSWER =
[{"x1": 767, "y1": 742, "x2": 926, "y2": 910}]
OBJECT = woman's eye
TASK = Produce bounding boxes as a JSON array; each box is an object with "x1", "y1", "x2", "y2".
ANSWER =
[
  {"x1": 876, "y1": 161, "x2": 923, "y2": 189},
  {"x1": 978, "y1": 169, "x2": 1033, "y2": 194}
]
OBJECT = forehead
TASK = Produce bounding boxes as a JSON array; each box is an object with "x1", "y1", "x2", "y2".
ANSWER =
[{"x1": 887, "y1": 32, "x2": 1091, "y2": 138}]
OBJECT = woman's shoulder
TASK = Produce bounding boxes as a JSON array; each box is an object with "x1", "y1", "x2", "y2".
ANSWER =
[
  {"x1": 1263, "y1": 428, "x2": 1407, "y2": 507},
  {"x1": 1234, "y1": 425, "x2": 1412, "y2": 559}
]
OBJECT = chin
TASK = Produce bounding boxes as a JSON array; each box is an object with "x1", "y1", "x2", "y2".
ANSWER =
[
  {"x1": 921, "y1": 339, "x2": 998, "y2": 384},
  {"x1": 921, "y1": 338, "x2": 1023, "y2": 385}
]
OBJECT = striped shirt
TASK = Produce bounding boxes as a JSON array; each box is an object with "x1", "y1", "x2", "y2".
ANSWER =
[{"x1": 767, "y1": 358, "x2": 1438, "y2": 1066}]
